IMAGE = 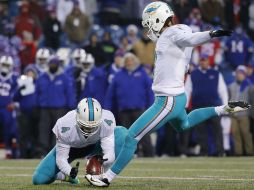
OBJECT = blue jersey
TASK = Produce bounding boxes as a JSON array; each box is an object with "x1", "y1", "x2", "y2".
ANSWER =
[
  {"x1": 80, "y1": 67, "x2": 108, "y2": 106},
  {"x1": 0, "y1": 74, "x2": 18, "y2": 108},
  {"x1": 225, "y1": 33, "x2": 253, "y2": 69},
  {"x1": 104, "y1": 65, "x2": 154, "y2": 111}
]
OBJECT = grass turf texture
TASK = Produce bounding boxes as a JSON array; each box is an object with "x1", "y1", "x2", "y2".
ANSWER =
[{"x1": 0, "y1": 157, "x2": 253, "y2": 190}]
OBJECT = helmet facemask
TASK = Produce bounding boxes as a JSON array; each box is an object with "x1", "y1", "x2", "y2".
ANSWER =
[
  {"x1": 142, "y1": 19, "x2": 159, "y2": 42},
  {"x1": 37, "y1": 58, "x2": 48, "y2": 70},
  {"x1": 1, "y1": 63, "x2": 12, "y2": 75},
  {"x1": 0, "y1": 56, "x2": 14, "y2": 77},
  {"x1": 76, "y1": 120, "x2": 101, "y2": 137}
]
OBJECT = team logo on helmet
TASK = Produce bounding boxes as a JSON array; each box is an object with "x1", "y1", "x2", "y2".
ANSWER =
[{"x1": 145, "y1": 4, "x2": 161, "y2": 15}]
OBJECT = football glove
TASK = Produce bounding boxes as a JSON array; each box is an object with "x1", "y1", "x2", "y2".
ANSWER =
[
  {"x1": 209, "y1": 29, "x2": 232, "y2": 38},
  {"x1": 70, "y1": 161, "x2": 80, "y2": 179}
]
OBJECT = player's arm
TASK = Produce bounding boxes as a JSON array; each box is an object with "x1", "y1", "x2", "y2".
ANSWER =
[
  {"x1": 100, "y1": 112, "x2": 116, "y2": 170},
  {"x1": 55, "y1": 142, "x2": 80, "y2": 179},
  {"x1": 53, "y1": 120, "x2": 78, "y2": 178},
  {"x1": 170, "y1": 25, "x2": 232, "y2": 47},
  {"x1": 55, "y1": 142, "x2": 72, "y2": 175},
  {"x1": 100, "y1": 132, "x2": 115, "y2": 170}
]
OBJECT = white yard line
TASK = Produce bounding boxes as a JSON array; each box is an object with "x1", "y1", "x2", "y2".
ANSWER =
[
  {"x1": 126, "y1": 168, "x2": 254, "y2": 172},
  {"x1": 0, "y1": 174, "x2": 254, "y2": 182},
  {"x1": 132, "y1": 160, "x2": 254, "y2": 165},
  {"x1": 117, "y1": 176, "x2": 254, "y2": 182},
  {"x1": 0, "y1": 166, "x2": 254, "y2": 173},
  {"x1": 0, "y1": 166, "x2": 34, "y2": 170}
]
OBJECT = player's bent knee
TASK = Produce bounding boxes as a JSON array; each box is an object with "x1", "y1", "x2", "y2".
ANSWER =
[
  {"x1": 32, "y1": 172, "x2": 54, "y2": 185},
  {"x1": 125, "y1": 133, "x2": 138, "y2": 148}
]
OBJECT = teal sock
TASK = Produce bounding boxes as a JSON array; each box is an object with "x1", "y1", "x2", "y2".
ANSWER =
[{"x1": 187, "y1": 107, "x2": 217, "y2": 128}]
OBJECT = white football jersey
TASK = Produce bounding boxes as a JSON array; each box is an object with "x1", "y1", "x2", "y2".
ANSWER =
[
  {"x1": 53, "y1": 109, "x2": 115, "y2": 147},
  {"x1": 52, "y1": 109, "x2": 116, "y2": 175},
  {"x1": 152, "y1": 24, "x2": 211, "y2": 96}
]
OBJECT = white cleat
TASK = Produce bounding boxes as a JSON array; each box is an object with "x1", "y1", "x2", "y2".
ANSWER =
[
  {"x1": 224, "y1": 101, "x2": 251, "y2": 114},
  {"x1": 85, "y1": 174, "x2": 110, "y2": 187}
]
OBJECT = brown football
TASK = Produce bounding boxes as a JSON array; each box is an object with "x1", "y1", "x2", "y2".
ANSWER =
[{"x1": 86, "y1": 156, "x2": 103, "y2": 175}]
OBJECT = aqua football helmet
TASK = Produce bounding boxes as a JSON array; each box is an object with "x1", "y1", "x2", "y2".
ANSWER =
[
  {"x1": 142, "y1": 1, "x2": 174, "y2": 41},
  {"x1": 76, "y1": 98, "x2": 102, "y2": 137}
]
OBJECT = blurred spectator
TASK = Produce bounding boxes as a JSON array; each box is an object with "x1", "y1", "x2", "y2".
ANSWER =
[
  {"x1": 173, "y1": 0, "x2": 193, "y2": 23},
  {"x1": 15, "y1": 1, "x2": 41, "y2": 46},
  {"x1": 185, "y1": 53, "x2": 228, "y2": 156},
  {"x1": 195, "y1": 25, "x2": 223, "y2": 67},
  {"x1": 248, "y1": 1, "x2": 254, "y2": 40},
  {"x1": 1, "y1": 23, "x2": 22, "y2": 73},
  {"x1": 156, "y1": 124, "x2": 180, "y2": 157},
  {"x1": 64, "y1": 0, "x2": 90, "y2": 47},
  {"x1": 224, "y1": 0, "x2": 235, "y2": 29},
  {"x1": 79, "y1": 53, "x2": 108, "y2": 106},
  {"x1": 126, "y1": 24, "x2": 139, "y2": 47},
  {"x1": 56, "y1": 0, "x2": 85, "y2": 26},
  {"x1": 56, "y1": 48, "x2": 71, "y2": 68},
  {"x1": 249, "y1": 84, "x2": 254, "y2": 145},
  {"x1": 0, "y1": 2, "x2": 9, "y2": 35},
  {"x1": 132, "y1": 30, "x2": 155, "y2": 67},
  {"x1": 13, "y1": 65, "x2": 38, "y2": 158},
  {"x1": 98, "y1": 0, "x2": 127, "y2": 25},
  {"x1": 35, "y1": 55, "x2": 75, "y2": 157},
  {"x1": 224, "y1": 27, "x2": 253, "y2": 70},
  {"x1": 105, "y1": 53, "x2": 154, "y2": 157},
  {"x1": 83, "y1": 33, "x2": 105, "y2": 66},
  {"x1": 65, "y1": 48, "x2": 87, "y2": 74},
  {"x1": 65, "y1": 48, "x2": 87, "y2": 104},
  {"x1": 246, "y1": 64, "x2": 254, "y2": 84},
  {"x1": 34, "y1": 48, "x2": 51, "y2": 75},
  {"x1": 120, "y1": 0, "x2": 141, "y2": 25},
  {"x1": 0, "y1": 55, "x2": 18, "y2": 158},
  {"x1": 106, "y1": 49, "x2": 125, "y2": 84},
  {"x1": 184, "y1": 8, "x2": 204, "y2": 32},
  {"x1": 228, "y1": 65, "x2": 253, "y2": 156},
  {"x1": 101, "y1": 31, "x2": 118, "y2": 65},
  {"x1": 15, "y1": 1, "x2": 41, "y2": 69},
  {"x1": 43, "y1": 5, "x2": 62, "y2": 50},
  {"x1": 118, "y1": 35, "x2": 132, "y2": 53},
  {"x1": 199, "y1": 0, "x2": 224, "y2": 26},
  {"x1": 29, "y1": 0, "x2": 46, "y2": 22},
  {"x1": 240, "y1": 0, "x2": 251, "y2": 32}
]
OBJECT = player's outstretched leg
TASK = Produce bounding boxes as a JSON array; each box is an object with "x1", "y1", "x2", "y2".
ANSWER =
[{"x1": 169, "y1": 99, "x2": 250, "y2": 132}]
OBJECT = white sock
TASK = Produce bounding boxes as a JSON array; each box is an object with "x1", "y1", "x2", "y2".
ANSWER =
[
  {"x1": 56, "y1": 172, "x2": 65, "y2": 181},
  {"x1": 215, "y1": 105, "x2": 226, "y2": 116},
  {"x1": 104, "y1": 169, "x2": 116, "y2": 182}
]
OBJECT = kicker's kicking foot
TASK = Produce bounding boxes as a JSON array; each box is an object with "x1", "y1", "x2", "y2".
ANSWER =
[{"x1": 224, "y1": 101, "x2": 251, "y2": 114}]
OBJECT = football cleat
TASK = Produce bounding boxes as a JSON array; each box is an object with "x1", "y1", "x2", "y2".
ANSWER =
[
  {"x1": 224, "y1": 101, "x2": 251, "y2": 113},
  {"x1": 85, "y1": 174, "x2": 110, "y2": 187}
]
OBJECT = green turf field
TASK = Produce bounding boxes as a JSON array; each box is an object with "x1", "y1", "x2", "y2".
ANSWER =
[{"x1": 0, "y1": 157, "x2": 253, "y2": 190}]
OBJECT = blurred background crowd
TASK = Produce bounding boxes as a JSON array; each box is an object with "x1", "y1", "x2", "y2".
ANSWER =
[{"x1": 0, "y1": 0, "x2": 254, "y2": 159}]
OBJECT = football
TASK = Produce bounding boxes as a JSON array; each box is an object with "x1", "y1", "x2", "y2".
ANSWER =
[{"x1": 85, "y1": 155, "x2": 103, "y2": 175}]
